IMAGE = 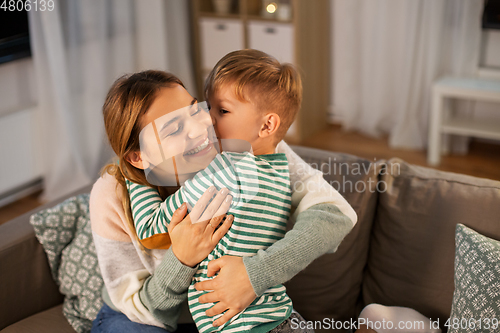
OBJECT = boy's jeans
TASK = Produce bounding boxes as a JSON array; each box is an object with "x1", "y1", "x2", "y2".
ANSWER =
[
  {"x1": 92, "y1": 303, "x2": 313, "y2": 333},
  {"x1": 269, "y1": 311, "x2": 315, "y2": 333}
]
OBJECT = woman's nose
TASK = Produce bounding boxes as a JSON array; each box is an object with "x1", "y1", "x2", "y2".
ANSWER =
[{"x1": 186, "y1": 116, "x2": 208, "y2": 139}]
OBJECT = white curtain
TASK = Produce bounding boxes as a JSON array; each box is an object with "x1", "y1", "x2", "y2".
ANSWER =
[
  {"x1": 331, "y1": 0, "x2": 484, "y2": 150},
  {"x1": 29, "y1": 0, "x2": 195, "y2": 201}
]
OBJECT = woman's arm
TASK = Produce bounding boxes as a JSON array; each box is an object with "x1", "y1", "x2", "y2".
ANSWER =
[
  {"x1": 243, "y1": 203, "x2": 353, "y2": 295},
  {"x1": 90, "y1": 174, "x2": 232, "y2": 331},
  {"x1": 92, "y1": 233, "x2": 194, "y2": 331},
  {"x1": 90, "y1": 175, "x2": 187, "y2": 330}
]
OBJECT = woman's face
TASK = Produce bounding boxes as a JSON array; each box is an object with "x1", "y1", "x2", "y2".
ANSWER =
[{"x1": 138, "y1": 85, "x2": 218, "y2": 186}]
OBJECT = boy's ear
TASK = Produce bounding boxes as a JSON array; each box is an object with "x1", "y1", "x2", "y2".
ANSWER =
[
  {"x1": 125, "y1": 151, "x2": 150, "y2": 170},
  {"x1": 259, "y1": 113, "x2": 281, "y2": 138}
]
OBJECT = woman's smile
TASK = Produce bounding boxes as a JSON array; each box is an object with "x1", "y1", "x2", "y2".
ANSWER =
[{"x1": 184, "y1": 137, "x2": 212, "y2": 156}]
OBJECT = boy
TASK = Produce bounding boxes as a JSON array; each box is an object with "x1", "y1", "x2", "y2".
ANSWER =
[{"x1": 127, "y1": 49, "x2": 307, "y2": 332}]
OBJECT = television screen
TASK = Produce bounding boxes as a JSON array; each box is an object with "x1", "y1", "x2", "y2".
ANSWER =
[
  {"x1": 0, "y1": 10, "x2": 32, "y2": 64},
  {"x1": 483, "y1": 0, "x2": 500, "y2": 30}
]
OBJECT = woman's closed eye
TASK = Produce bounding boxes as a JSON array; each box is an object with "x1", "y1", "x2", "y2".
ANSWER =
[
  {"x1": 191, "y1": 106, "x2": 202, "y2": 116},
  {"x1": 164, "y1": 124, "x2": 182, "y2": 137},
  {"x1": 191, "y1": 102, "x2": 206, "y2": 116}
]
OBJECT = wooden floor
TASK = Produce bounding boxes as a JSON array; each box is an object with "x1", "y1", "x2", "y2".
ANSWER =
[
  {"x1": 301, "y1": 125, "x2": 500, "y2": 182},
  {"x1": 1, "y1": 124, "x2": 499, "y2": 225},
  {"x1": 0, "y1": 190, "x2": 45, "y2": 225},
  {"x1": 302, "y1": 125, "x2": 500, "y2": 180}
]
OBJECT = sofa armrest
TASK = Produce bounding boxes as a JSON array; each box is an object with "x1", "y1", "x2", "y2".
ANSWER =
[
  {"x1": 0, "y1": 211, "x2": 63, "y2": 330},
  {"x1": 0, "y1": 184, "x2": 93, "y2": 330}
]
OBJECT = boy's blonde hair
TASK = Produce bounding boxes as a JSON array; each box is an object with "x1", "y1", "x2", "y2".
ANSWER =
[{"x1": 205, "y1": 49, "x2": 302, "y2": 143}]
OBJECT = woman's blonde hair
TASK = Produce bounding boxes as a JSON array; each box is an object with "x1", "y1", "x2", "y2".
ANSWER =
[
  {"x1": 205, "y1": 49, "x2": 302, "y2": 143},
  {"x1": 101, "y1": 70, "x2": 184, "y2": 247}
]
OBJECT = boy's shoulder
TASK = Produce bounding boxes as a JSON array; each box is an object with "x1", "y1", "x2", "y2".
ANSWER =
[
  {"x1": 218, "y1": 151, "x2": 289, "y2": 176},
  {"x1": 220, "y1": 150, "x2": 287, "y2": 162},
  {"x1": 219, "y1": 151, "x2": 262, "y2": 168}
]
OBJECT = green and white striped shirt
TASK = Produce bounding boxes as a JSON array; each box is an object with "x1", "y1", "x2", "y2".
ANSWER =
[{"x1": 126, "y1": 151, "x2": 293, "y2": 333}]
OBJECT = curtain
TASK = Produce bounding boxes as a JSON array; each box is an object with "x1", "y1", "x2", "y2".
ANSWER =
[
  {"x1": 29, "y1": 0, "x2": 195, "y2": 201},
  {"x1": 330, "y1": 0, "x2": 484, "y2": 150}
]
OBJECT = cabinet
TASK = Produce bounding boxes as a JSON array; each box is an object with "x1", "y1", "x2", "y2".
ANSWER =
[
  {"x1": 199, "y1": 18, "x2": 244, "y2": 69},
  {"x1": 191, "y1": 0, "x2": 330, "y2": 143},
  {"x1": 248, "y1": 21, "x2": 294, "y2": 63}
]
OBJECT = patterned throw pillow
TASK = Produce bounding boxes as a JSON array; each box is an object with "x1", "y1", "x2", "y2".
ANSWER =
[
  {"x1": 448, "y1": 224, "x2": 500, "y2": 333},
  {"x1": 30, "y1": 194, "x2": 103, "y2": 333}
]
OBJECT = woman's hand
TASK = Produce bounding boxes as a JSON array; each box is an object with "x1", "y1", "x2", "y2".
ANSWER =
[
  {"x1": 168, "y1": 186, "x2": 233, "y2": 267},
  {"x1": 194, "y1": 255, "x2": 257, "y2": 327}
]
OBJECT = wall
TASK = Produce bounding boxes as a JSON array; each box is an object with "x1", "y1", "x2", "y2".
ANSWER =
[
  {"x1": 481, "y1": 30, "x2": 500, "y2": 68},
  {"x1": 0, "y1": 58, "x2": 38, "y2": 116},
  {"x1": 474, "y1": 29, "x2": 500, "y2": 143},
  {"x1": 0, "y1": 58, "x2": 42, "y2": 201}
]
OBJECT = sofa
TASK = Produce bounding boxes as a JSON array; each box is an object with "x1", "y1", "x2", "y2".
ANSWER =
[{"x1": 1, "y1": 146, "x2": 499, "y2": 332}]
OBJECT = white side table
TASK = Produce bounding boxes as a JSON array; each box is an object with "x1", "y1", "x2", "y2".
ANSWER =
[{"x1": 427, "y1": 76, "x2": 500, "y2": 166}]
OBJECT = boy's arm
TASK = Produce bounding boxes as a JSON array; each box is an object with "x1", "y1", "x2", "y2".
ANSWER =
[
  {"x1": 125, "y1": 153, "x2": 234, "y2": 249},
  {"x1": 126, "y1": 180, "x2": 183, "y2": 249}
]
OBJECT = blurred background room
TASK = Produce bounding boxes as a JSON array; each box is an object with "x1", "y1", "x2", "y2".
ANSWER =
[{"x1": 0, "y1": 0, "x2": 499, "y2": 223}]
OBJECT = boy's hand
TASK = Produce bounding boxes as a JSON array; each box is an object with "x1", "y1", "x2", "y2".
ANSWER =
[{"x1": 195, "y1": 256, "x2": 257, "y2": 327}]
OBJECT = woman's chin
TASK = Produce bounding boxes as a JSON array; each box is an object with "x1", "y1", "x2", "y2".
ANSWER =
[{"x1": 145, "y1": 143, "x2": 218, "y2": 186}]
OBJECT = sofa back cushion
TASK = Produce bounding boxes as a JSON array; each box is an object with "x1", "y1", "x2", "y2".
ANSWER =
[
  {"x1": 286, "y1": 146, "x2": 381, "y2": 325},
  {"x1": 363, "y1": 158, "x2": 500, "y2": 328}
]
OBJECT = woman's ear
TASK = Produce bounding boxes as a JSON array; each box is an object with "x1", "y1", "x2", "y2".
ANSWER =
[
  {"x1": 125, "y1": 151, "x2": 150, "y2": 170},
  {"x1": 259, "y1": 113, "x2": 281, "y2": 138}
]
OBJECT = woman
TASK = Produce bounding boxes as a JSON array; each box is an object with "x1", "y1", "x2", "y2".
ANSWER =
[{"x1": 90, "y1": 70, "x2": 356, "y2": 332}]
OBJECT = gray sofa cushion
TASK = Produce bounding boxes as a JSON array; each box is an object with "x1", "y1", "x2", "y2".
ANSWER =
[
  {"x1": 449, "y1": 224, "x2": 500, "y2": 333},
  {"x1": 0, "y1": 213, "x2": 63, "y2": 330},
  {"x1": 1, "y1": 305, "x2": 74, "y2": 333},
  {"x1": 363, "y1": 158, "x2": 500, "y2": 329},
  {"x1": 285, "y1": 146, "x2": 382, "y2": 325},
  {"x1": 0, "y1": 185, "x2": 93, "y2": 331}
]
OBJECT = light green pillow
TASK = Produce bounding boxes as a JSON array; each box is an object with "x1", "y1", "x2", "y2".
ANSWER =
[
  {"x1": 30, "y1": 194, "x2": 103, "y2": 333},
  {"x1": 448, "y1": 224, "x2": 500, "y2": 333}
]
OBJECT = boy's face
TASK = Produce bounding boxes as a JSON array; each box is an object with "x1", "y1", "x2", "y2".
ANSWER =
[{"x1": 208, "y1": 84, "x2": 264, "y2": 146}]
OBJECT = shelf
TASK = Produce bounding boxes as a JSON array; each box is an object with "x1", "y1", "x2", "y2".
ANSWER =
[
  {"x1": 441, "y1": 118, "x2": 500, "y2": 141},
  {"x1": 246, "y1": 15, "x2": 292, "y2": 23},
  {"x1": 192, "y1": 0, "x2": 330, "y2": 143},
  {"x1": 199, "y1": 12, "x2": 242, "y2": 20},
  {"x1": 198, "y1": 12, "x2": 292, "y2": 23}
]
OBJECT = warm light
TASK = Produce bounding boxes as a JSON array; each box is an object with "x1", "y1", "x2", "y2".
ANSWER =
[{"x1": 266, "y1": 3, "x2": 277, "y2": 14}]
